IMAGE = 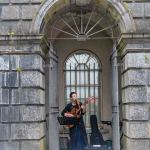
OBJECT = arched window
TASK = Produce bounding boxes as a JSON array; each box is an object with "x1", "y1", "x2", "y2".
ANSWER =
[{"x1": 64, "y1": 50, "x2": 102, "y2": 127}]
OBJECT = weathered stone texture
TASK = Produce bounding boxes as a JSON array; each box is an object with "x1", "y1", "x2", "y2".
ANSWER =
[
  {"x1": 134, "y1": 19, "x2": 150, "y2": 32},
  {"x1": 0, "y1": 55, "x2": 9, "y2": 70},
  {"x1": 12, "y1": 88, "x2": 45, "y2": 104},
  {"x1": 0, "y1": 0, "x2": 9, "y2": 3},
  {"x1": 0, "y1": 106, "x2": 45, "y2": 122},
  {"x1": 2, "y1": 72, "x2": 19, "y2": 87},
  {"x1": 0, "y1": 88, "x2": 9, "y2": 104},
  {"x1": 122, "y1": 104, "x2": 149, "y2": 120},
  {"x1": 0, "y1": 106, "x2": 20, "y2": 122},
  {"x1": 123, "y1": 136, "x2": 150, "y2": 150},
  {"x1": 11, "y1": 54, "x2": 44, "y2": 72},
  {"x1": 123, "y1": 53, "x2": 150, "y2": 71},
  {"x1": 123, "y1": 122, "x2": 150, "y2": 138},
  {"x1": 145, "y1": 3, "x2": 150, "y2": 17},
  {"x1": 1, "y1": 6, "x2": 20, "y2": 20},
  {"x1": 11, "y1": 0, "x2": 30, "y2": 3},
  {"x1": 21, "y1": 138, "x2": 46, "y2": 150},
  {"x1": 20, "y1": 71, "x2": 45, "y2": 88},
  {"x1": 21, "y1": 5, "x2": 40, "y2": 20},
  {"x1": 122, "y1": 87, "x2": 149, "y2": 103},
  {"x1": 0, "y1": 44, "x2": 43, "y2": 53},
  {"x1": 20, "y1": 106, "x2": 45, "y2": 122},
  {"x1": 0, "y1": 21, "x2": 32, "y2": 34},
  {"x1": 31, "y1": 0, "x2": 42, "y2": 3},
  {"x1": 128, "y1": 3, "x2": 144, "y2": 17},
  {"x1": 21, "y1": 141, "x2": 40, "y2": 150},
  {"x1": 11, "y1": 123, "x2": 45, "y2": 139},
  {"x1": 0, "y1": 141, "x2": 19, "y2": 150},
  {"x1": 122, "y1": 70, "x2": 146, "y2": 87},
  {"x1": 0, "y1": 124, "x2": 9, "y2": 139}
]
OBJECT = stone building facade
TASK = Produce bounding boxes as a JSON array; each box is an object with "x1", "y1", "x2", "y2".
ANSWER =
[{"x1": 0, "y1": 0, "x2": 150, "y2": 150}]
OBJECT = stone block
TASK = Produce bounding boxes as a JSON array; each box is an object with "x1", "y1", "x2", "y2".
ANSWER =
[
  {"x1": 122, "y1": 87, "x2": 148, "y2": 103},
  {"x1": 122, "y1": 70, "x2": 146, "y2": 87},
  {"x1": 0, "y1": 106, "x2": 9, "y2": 122},
  {"x1": 21, "y1": 141, "x2": 40, "y2": 150},
  {"x1": 0, "y1": 141, "x2": 19, "y2": 150},
  {"x1": 0, "y1": 88, "x2": 9, "y2": 104},
  {"x1": 0, "y1": 106, "x2": 20, "y2": 122},
  {"x1": 123, "y1": 53, "x2": 150, "y2": 70},
  {"x1": 21, "y1": 5, "x2": 40, "y2": 20},
  {"x1": 0, "y1": 21, "x2": 32, "y2": 34},
  {"x1": 122, "y1": 136, "x2": 150, "y2": 150},
  {"x1": 20, "y1": 106, "x2": 45, "y2": 122},
  {"x1": 0, "y1": 124, "x2": 9, "y2": 139},
  {"x1": 11, "y1": 54, "x2": 44, "y2": 72},
  {"x1": 134, "y1": 19, "x2": 150, "y2": 33},
  {"x1": 123, "y1": 121, "x2": 150, "y2": 138},
  {"x1": 12, "y1": 88, "x2": 45, "y2": 104},
  {"x1": 11, "y1": 0, "x2": 30, "y2": 3},
  {"x1": 9, "y1": 106, "x2": 20, "y2": 122},
  {"x1": 0, "y1": 55, "x2": 9, "y2": 70},
  {"x1": 145, "y1": 3, "x2": 150, "y2": 18},
  {"x1": 0, "y1": 0, "x2": 9, "y2": 3},
  {"x1": 128, "y1": 3, "x2": 144, "y2": 17},
  {"x1": 21, "y1": 139, "x2": 46, "y2": 150},
  {"x1": 2, "y1": 72, "x2": 19, "y2": 87},
  {"x1": 122, "y1": 104, "x2": 149, "y2": 120},
  {"x1": 31, "y1": 0, "x2": 42, "y2": 3},
  {"x1": 20, "y1": 71, "x2": 45, "y2": 88},
  {"x1": 1, "y1": 6, "x2": 20, "y2": 20},
  {"x1": 11, "y1": 123, "x2": 45, "y2": 139}
]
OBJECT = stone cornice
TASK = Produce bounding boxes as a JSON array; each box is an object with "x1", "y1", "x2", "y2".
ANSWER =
[
  {"x1": 117, "y1": 33, "x2": 150, "y2": 56},
  {"x1": 0, "y1": 34, "x2": 51, "y2": 57},
  {"x1": 0, "y1": 34, "x2": 44, "y2": 44}
]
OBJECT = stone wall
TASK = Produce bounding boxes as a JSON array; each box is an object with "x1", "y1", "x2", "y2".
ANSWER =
[
  {"x1": 0, "y1": 0, "x2": 42, "y2": 34},
  {"x1": 120, "y1": 36, "x2": 150, "y2": 150},
  {"x1": 0, "y1": 35, "x2": 46, "y2": 150}
]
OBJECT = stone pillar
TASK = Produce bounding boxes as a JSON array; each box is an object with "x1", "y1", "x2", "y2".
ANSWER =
[
  {"x1": 45, "y1": 49, "x2": 59, "y2": 150},
  {"x1": 0, "y1": 35, "x2": 46, "y2": 150},
  {"x1": 119, "y1": 34, "x2": 150, "y2": 150}
]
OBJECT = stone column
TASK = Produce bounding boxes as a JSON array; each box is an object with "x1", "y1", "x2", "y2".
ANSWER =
[
  {"x1": 119, "y1": 34, "x2": 150, "y2": 150},
  {"x1": 0, "y1": 35, "x2": 46, "y2": 150},
  {"x1": 46, "y1": 49, "x2": 59, "y2": 150}
]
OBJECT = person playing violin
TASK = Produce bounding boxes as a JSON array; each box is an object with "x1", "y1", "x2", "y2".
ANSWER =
[{"x1": 61, "y1": 91, "x2": 94, "y2": 150}]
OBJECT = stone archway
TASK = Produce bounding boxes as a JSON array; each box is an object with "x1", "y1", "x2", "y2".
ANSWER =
[
  {"x1": 31, "y1": 0, "x2": 135, "y2": 34},
  {"x1": 32, "y1": 1, "x2": 136, "y2": 150}
]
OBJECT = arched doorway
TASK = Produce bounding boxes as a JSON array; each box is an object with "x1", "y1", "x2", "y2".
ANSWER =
[{"x1": 33, "y1": 1, "x2": 135, "y2": 150}]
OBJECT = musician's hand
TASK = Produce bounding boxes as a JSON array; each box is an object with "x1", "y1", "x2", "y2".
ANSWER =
[
  {"x1": 87, "y1": 96, "x2": 96, "y2": 103},
  {"x1": 64, "y1": 113, "x2": 74, "y2": 117},
  {"x1": 81, "y1": 105, "x2": 85, "y2": 110}
]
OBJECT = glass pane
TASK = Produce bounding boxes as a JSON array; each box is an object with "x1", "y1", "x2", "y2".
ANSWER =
[
  {"x1": 95, "y1": 71, "x2": 99, "y2": 84},
  {"x1": 65, "y1": 71, "x2": 70, "y2": 85},
  {"x1": 89, "y1": 87, "x2": 98, "y2": 98},
  {"x1": 70, "y1": 71, "x2": 75, "y2": 85},
  {"x1": 65, "y1": 87, "x2": 71, "y2": 99},
  {"x1": 82, "y1": 54, "x2": 89, "y2": 63},
  {"x1": 77, "y1": 71, "x2": 88, "y2": 85},
  {"x1": 90, "y1": 71, "x2": 94, "y2": 84},
  {"x1": 74, "y1": 54, "x2": 80, "y2": 63}
]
